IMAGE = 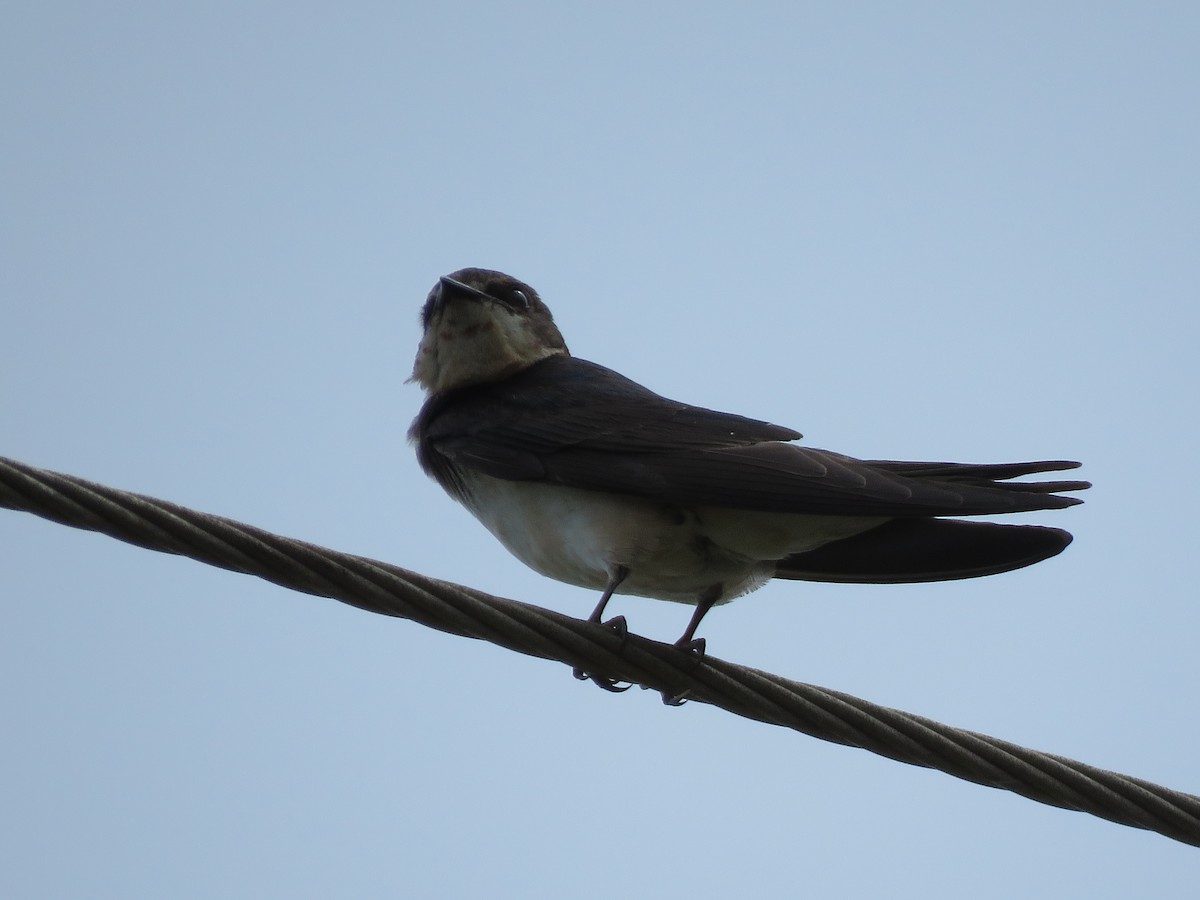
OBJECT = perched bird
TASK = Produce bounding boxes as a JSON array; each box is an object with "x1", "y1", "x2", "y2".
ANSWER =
[{"x1": 409, "y1": 267, "x2": 1088, "y2": 662}]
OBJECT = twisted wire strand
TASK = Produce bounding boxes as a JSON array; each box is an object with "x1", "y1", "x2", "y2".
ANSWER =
[{"x1": 1, "y1": 454, "x2": 1197, "y2": 847}]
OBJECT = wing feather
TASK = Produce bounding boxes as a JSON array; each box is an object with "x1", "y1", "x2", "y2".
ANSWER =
[{"x1": 412, "y1": 355, "x2": 1088, "y2": 516}]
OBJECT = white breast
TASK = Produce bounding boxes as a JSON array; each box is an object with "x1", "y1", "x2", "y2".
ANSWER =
[{"x1": 453, "y1": 472, "x2": 885, "y2": 605}]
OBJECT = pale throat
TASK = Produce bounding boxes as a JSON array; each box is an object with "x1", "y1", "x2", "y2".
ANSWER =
[{"x1": 411, "y1": 305, "x2": 565, "y2": 394}]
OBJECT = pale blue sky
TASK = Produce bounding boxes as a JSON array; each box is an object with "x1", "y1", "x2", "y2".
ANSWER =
[{"x1": 3, "y1": 3, "x2": 1198, "y2": 896}]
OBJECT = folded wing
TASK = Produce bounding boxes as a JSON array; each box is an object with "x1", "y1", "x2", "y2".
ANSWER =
[{"x1": 413, "y1": 355, "x2": 1089, "y2": 517}]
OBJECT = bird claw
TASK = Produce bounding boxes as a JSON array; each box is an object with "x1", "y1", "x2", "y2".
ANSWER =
[
  {"x1": 572, "y1": 618, "x2": 703, "y2": 699},
  {"x1": 572, "y1": 615, "x2": 632, "y2": 690},
  {"x1": 601, "y1": 615, "x2": 628, "y2": 640},
  {"x1": 658, "y1": 637, "x2": 707, "y2": 705},
  {"x1": 674, "y1": 636, "x2": 706, "y2": 661},
  {"x1": 572, "y1": 667, "x2": 631, "y2": 691}
]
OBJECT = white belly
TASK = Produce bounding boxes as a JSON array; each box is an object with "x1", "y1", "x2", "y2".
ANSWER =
[{"x1": 455, "y1": 473, "x2": 885, "y2": 604}]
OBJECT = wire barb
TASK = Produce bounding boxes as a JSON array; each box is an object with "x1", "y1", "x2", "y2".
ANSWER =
[{"x1": 1, "y1": 454, "x2": 1197, "y2": 847}]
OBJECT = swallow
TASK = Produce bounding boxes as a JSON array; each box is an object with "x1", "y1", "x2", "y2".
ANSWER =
[{"x1": 408, "y1": 268, "x2": 1089, "y2": 675}]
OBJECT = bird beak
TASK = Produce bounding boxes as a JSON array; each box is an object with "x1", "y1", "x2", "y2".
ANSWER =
[{"x1": 437, "y1": 275, "x2": 493, "y2": 307}]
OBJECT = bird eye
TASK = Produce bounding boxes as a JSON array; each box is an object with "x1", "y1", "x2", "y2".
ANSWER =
[{"x1": 511, "y1": 289, "x2": 530, "y2": 308}]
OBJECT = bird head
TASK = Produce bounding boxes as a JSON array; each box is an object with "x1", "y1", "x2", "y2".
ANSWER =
[{"x1": 410, "y1": 268, "x2": 568, "y2": 394}]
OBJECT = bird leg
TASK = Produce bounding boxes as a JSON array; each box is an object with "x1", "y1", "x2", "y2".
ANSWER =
[
  {"x1": 586, "y1": 565, "x2": 630, "y2": 631},
  {"x1": 674, "y1": 583, "x2": 721, "y2": 654},
  {"x1": 660, "y1": 584, "x2": 722, "y2": 706},
  {"x1": 574, "y1": 566, "x2": 631, "y2": 690}
]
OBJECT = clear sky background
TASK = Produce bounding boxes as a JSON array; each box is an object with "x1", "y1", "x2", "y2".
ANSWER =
[{"x1": 3, "y1": 3, "x2": 1198, "y2": 896}]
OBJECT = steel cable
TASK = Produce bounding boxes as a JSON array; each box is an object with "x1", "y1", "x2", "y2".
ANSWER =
[{"x1": 2, "y1": 454, "x2": 1197, "y2": 847}]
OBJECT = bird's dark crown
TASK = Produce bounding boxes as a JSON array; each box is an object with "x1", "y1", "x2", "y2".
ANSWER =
[{"x1": 421, "y1": 268, "x2": 549, "y2": 328}]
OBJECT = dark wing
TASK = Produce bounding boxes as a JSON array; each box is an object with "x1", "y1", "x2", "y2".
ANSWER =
[{"x1": 412, "y1": 355, "x2": 1089, "y2": 516}]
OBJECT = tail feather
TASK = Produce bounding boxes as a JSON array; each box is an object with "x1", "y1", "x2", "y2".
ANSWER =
[
  {"x1": 867, "y1": 458, "x2": 1082, "y2": 478},
  {"x1": 987, "y1": 479, "x2": 1091, "y2": 496},
  {"x1": 865, "y1": 458, "x2": 1090, "y2": 506},
  {"x1": 774, "y1": 518, "x2": 1074, "y2": 584}
]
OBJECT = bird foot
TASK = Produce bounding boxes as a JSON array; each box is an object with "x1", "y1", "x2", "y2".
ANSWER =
[
  {"x1": 601, "y1": 615, "x2": 628, "y2": 640},
  {"x1": 659, "y1": 637, "x2": 707, "y2": 705},
  {"x1": 576, "y1": 672, "x2": 632, "y2": 692},
  {"x1": 572, "y1": 616, "x2": 631, "y2": 691}
]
